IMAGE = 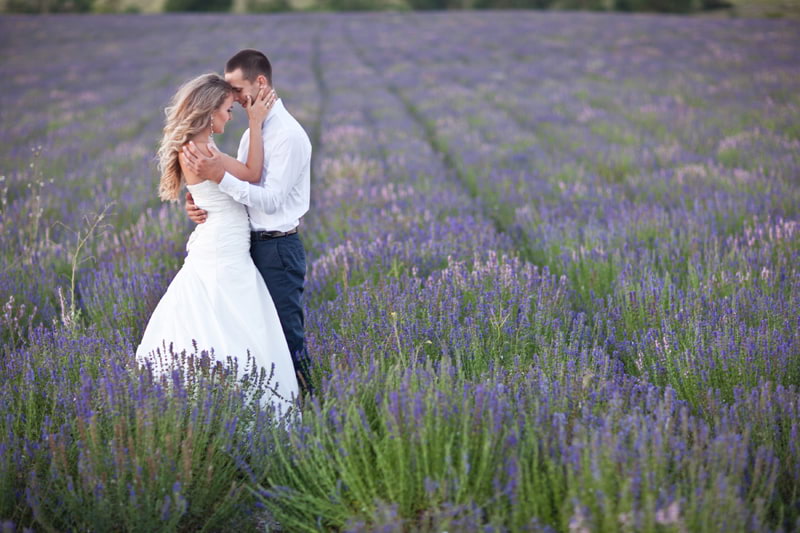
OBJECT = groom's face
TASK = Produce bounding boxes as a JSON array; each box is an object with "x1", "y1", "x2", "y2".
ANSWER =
[{"x1": 225, "y1": 68, "x2": 268, "y2": 108}]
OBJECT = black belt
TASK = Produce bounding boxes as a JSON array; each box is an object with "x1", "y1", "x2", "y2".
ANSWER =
[{"x1": 251, "y1": 228, "x2": 298, "y2": 240}]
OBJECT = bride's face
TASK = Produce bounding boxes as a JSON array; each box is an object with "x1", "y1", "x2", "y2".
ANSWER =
[{"x1": 211, "y1": 94, "x2": 235, "y2": 135}]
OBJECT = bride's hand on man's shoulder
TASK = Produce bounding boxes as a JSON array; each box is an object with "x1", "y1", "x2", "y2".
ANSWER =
[{"x1": 246, "y1": 88, "x2": 278, "y2": 125}]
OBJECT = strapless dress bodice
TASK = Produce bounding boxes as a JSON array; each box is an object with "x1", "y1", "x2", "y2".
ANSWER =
[{"x1": 185, "y1": 180, "x2": 250, "y2": 261}]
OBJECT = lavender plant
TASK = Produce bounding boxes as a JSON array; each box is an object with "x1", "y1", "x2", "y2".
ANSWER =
[{"x1": 1, "y1": 11, "x2": 798, "y2": 532}]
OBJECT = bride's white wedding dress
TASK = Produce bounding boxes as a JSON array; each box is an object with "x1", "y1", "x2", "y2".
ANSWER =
[{"x1": 136, "y1": 179, "x2": 299, "y2": 414}]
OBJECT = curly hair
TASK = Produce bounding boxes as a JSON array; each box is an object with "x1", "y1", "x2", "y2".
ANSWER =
[{"x1": 156, "y1": 73, "x2": 233, "y2": 202}]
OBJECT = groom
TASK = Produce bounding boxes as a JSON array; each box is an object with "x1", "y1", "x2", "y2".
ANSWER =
[{"x1": 181, "y1": 49, "x2": 314, "y2": 396}]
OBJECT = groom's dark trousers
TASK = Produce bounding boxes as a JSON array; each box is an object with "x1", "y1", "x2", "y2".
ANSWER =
[{"x1": 250, "y1": 232, "x2": 313, "y2": 396}]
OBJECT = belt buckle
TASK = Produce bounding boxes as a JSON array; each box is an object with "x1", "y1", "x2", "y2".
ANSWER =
[{"x1": 254, "y1": 229, "x2": 296, "y2": 239}]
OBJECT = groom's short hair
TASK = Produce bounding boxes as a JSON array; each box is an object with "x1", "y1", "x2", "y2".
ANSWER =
[{"x1": 226, "y1": 49, "x2": 272, "y2": 85}]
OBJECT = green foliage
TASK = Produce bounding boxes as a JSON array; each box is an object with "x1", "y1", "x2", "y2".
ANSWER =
[
  {"x1": 4, "y1": 0, "x2": 92, "y2": 12},
  {"x1": 255, "y1": 360, "x2": 571, "y2": 531},
  {"x1": 556, "y1": 0, "x2": 608, "y2": 10},
  {"x1": 245, "y1": 0, "x2": 291, "y2": 10},
  {"x1": 407, "y1": 0, "x2": 450, "y2": 9},
  {"x1": 565, "y1": 251, "x2": 619, "y2": 313},
  {"x1": 255, "y1": 354, "x2": 785, "y2": 531},
  {"x1": 164, "y1": 0, "x2": 231, "y2": 11},
  {"x1": 322, "y1": 0, "x2": 387, "y2": 10},
  {"x1": 614, "y1": 0, "x2": 700, "y2": 12}
]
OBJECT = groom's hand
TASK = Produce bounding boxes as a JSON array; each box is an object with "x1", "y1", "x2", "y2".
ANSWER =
[
  {"x1": 185, "y1": 192, "x2": 207, "y2": 224},
  {"x1": 182, "y1": 141, "x2": 225, "y2": 183}
]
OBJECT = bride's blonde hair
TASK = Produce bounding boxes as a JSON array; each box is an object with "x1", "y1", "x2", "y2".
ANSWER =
[{"x1": 157, "y1": 73, "x2": 233, "y2": 202}]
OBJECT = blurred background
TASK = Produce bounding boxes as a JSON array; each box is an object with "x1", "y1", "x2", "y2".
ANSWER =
[{"x1": 1, "y1": 0, "x2": 799, "y2": 19}]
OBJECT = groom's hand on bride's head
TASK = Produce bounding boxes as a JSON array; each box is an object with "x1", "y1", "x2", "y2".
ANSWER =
[
  {"x1": 182, "y1": 141, "x2": 225, "y2": 184},
  {"x1": 185, "y1": 192, "x2": 207, "y2": 224}
]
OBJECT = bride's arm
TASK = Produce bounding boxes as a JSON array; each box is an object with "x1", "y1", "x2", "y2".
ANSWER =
[
  {"x1": 218, "y1": 150, "x2": 261, "y2": 183},
  {"x1": 220, "y1": 89, "x2": 276, "y2": 183}
]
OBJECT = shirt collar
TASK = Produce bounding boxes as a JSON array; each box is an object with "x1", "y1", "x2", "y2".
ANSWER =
[{"x1": 263, "y1": 98, "x2": 284, "y2": 129}]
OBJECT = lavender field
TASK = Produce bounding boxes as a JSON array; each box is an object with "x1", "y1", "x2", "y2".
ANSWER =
[{"x1": 1, "y1": 11, "x2": 799, "y2": 532}]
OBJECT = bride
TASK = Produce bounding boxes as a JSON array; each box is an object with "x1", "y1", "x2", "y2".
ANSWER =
[{"x1": 136, "y1": 73, "x2": 299, "y2": 414}]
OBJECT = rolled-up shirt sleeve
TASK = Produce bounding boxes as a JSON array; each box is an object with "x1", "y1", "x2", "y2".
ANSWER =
[{"x1": 218, "y1": 136, "x2": 300, "y2": 214}]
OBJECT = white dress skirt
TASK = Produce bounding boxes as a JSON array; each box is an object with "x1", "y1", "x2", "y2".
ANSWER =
[{"x1": 136, "y1": 180, "x2": 299, "y2": 415}]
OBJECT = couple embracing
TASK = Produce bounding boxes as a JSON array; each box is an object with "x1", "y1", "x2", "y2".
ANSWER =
[{"x1": 136, "y1": 49, "x2": 313, "y2": 412}]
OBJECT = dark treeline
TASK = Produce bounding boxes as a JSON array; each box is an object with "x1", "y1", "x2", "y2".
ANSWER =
[
  {"x1": 399, "y1": 0, "x2": 730, "y2": 13},
  {"x1": 3, "y1": 0, "x2": 735, "y2": 14}
]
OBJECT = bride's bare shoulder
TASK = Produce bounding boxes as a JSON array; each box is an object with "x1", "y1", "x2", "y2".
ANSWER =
[
  {"x1": 179, "y1": 143, "x2": 204, "y2": 185},
  {"x1": 186, "y1": 140, "x2": 213, "y2": 156}
]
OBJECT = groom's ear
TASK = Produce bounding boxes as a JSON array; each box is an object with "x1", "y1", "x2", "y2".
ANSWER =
[{"x1": 257, "y1": 74, "x2": 269, "y2": 89}]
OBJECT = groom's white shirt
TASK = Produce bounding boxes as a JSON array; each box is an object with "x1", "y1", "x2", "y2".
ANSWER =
[{"x1": 218, "y1": 99, "x2": 311, "y2": 233}]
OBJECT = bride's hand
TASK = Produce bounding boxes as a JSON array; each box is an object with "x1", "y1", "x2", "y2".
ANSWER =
[{"x1": 245, "y1": 88, "x2": 277, "y2": 125}]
